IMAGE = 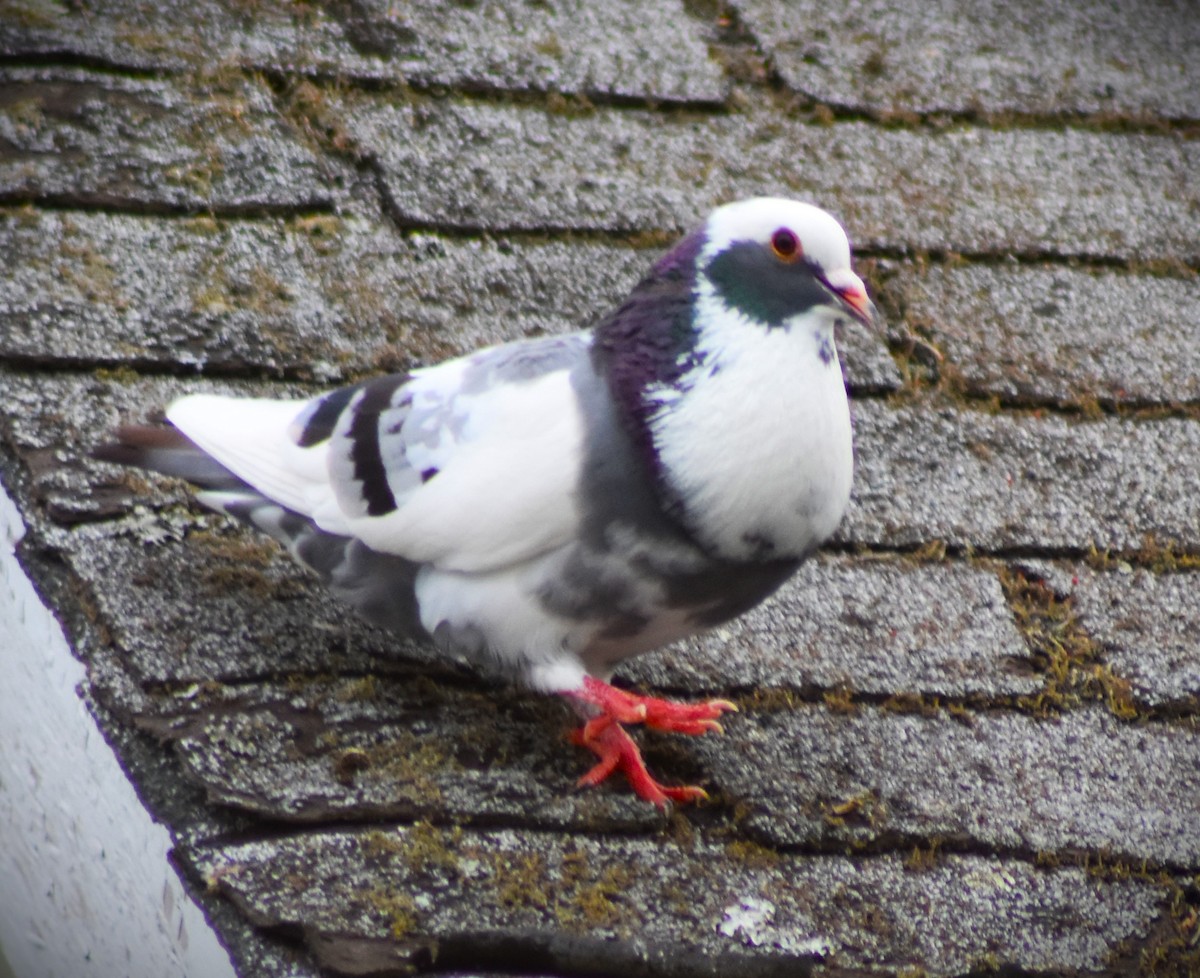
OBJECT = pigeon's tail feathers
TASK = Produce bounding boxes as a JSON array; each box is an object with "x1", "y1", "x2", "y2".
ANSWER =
[
  {"x1": 165, "y1": 394, "x2": 326, "y2": 521},
  {"x1": 201, "y1": 489, "x2": 426, "y2": 637},
  {"x1": 93, "y1": 424, "x2": 247, "y2": 490}
]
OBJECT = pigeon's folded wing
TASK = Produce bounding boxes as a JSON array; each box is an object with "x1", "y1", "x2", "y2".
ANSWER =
[{"x1": 169, "y1": 335, "x2": 593, "y2": 575}]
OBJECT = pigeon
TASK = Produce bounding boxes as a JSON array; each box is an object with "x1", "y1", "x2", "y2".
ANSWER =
[{"x1": 95, "y1": 197, "x2": 877, "y2": 806}]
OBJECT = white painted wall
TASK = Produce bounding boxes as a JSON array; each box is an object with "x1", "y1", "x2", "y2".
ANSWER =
[{"x1": 0, "y1": 478, "x2": 237, "y2": 978}]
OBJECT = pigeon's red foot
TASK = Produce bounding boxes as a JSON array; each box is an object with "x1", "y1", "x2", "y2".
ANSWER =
[{"x1": 564, "y1": 676, "x2": 737, "y2": 807}]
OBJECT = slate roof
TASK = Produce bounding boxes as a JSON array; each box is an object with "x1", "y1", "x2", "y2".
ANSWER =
[{"x1": 2, "y1": 1, "x2": 1199, "y2": 975}]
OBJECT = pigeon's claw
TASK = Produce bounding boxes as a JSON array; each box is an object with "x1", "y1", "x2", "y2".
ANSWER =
[
  {"x1": 570, "y1": 718, "x2": 708, "y2": 808},
  {"x1": 564, "y1": 676, "x2": 733, "y2": 806},
  {"x1": 575, "y1": 675, "x2": 737, "y2": 734}
]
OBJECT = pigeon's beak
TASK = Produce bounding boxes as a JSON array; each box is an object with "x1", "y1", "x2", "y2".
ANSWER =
[{"x1": 826, "y1": 270, "x2": 879, "y2": 329}]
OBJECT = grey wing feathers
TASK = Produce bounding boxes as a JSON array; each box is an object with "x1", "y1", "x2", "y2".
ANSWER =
[
  {"x1": 94, "y1": 425, "x2": 246, "y2": 490},
  {"x1": 93, "y1": 414, "x2": 427, "y2": 639},
  {"x1": 217, "y1": 494, "x2": 426, "y2": 638}
]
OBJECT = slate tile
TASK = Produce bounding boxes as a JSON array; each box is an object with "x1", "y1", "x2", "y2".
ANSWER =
[
  {"x1": 0, "y1": 68, "x2": 340, "y2": 213},
  {"x1": 624, "y1": 554, "x2": 1039, "y2": 698},
  {"x1": 1, "y1": 0, "x2": 1196, "y2": 975},
  {"x1": 702, "y1": 703, "x2": 1200, "y2": 866},
  {"x1": 158, "y1": 674, "x2": 661, "y2": 832},
  {"x1": 732, "y1": 0, "x2": 1200, "y2": 119},
  {"x1": 336, "y1": 95, "x2": 1199, "y2": 261},
  {"x1": 0, "y1": 210, "x2": 358, "y2": 380},
  {"x1": 185, "y1": 827, "x2": 1164, "y2": 976},
  {"x1": 1064, "y1": 563, "x2": 1200, "y2": 709},
  {"x1": 334, "y1": 0, "x2": 727, "y2": 103},
  {"x1": 0, "y1": 0, "x2": 725, "y2": 103},
  {"x1": 896, "y1": 263, "x2": 1200, "y2": 406},
  {"x1": 845, "y1": 400, "x2": 1200, "y2": 553},
  {"x1": 1, "y1": 371, "x2": 300, "y2": 524}
]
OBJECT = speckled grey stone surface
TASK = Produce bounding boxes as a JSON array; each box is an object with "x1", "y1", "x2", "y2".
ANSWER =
[
  {"x1": 185, "y1": 828, "x2": 1163, "y2": 977},
  {"x1": 624, "y1": 554, "x2": 1039, "y2": 697},
  {"x1": 895, "y1": 263, "x2": 1200, "y2": 406},
  {"x1": 0, "y1": 68, "x2": 342, "y2": 213},
  {"x1": 0, "y1": 0, "x2": 726, "y2": 102},
  {"x1": 335, "y1": 96, "x2": 1199, "y2": 260},
  {"x1": 157, "y1": 673, "x2": 662, "y2": 832},
  {"x1": 846, "y1": 400, "x2": 1200, "y2": 553},
  {"x1": 1063, "y1": 563, "x2": 1200, "y2": 709},
  {"x1": 732, "y1": 0, "x2": 1200, "y2": 118},
  {"x1": 703, "y1": 704, "x2": 1200, "y2": 865}
]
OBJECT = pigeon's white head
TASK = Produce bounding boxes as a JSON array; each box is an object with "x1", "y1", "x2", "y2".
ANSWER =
[{"x1": 696, "y1": 197, "x2": 875, "y2": 331}]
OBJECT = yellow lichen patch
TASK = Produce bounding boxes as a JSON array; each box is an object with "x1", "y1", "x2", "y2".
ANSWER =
[
  {"x1": 1133, "y1": 534, "x2": 1200, "y2": 574},
  {"x1": 245, "y1": 264, "x2": 297, "y2": 313},
  {"x1": 334, "y1": 675, "x2": 382, "y2": 704},
  {"x1": 1123, "y1": 255, "x2": 1197, "y2": 279},
  {"x1": 362, "y1": 829, "x2": 405, "y2": 859},
  {"x1": 475, "y1": 842, "x2": 638, "y2": 933},
  {"x1": 400, "y1": 821, "x2": 464, "y2": 877},
  {"x1": 363, "y1": 821, "x2": 463, "y2": 880},
  {"x1": 822, "y1": 788, "x2": 887, "y2": 830},
  {"x1": 533, "y1": 32, "x2": 564, "y2": 58},
  {"x1": 822, "y1": 685, "x2": 859, "y2": 715},
  {"x1": 356, "y1": 734, "x2": 455, "y2": 804},
  {"x1": 189, "y1": 526, "x2": 278, "y2": 567},
  {"x1": 57, "y1": 239, "x2": 128, "y2": 309},
  {"x1": 622, "y1": 228, "x2": 679, "y2": 251},
  {"x1": 190, "y1": 526, "x2": 299, "y2": 600},
  {"x1": 570, "y1": 865, "x2": 633, "y2": 929},
  {"x1": 3, "y1": 95, "x2": 47, "y2": 132},
  {"x1": 203, "y1": 861, "x2": 246, "y2": 894},
  {"x1": 908, "y1": 539, "x2": 949, "y2": 563},
  {"x1": 881, "y1": 692, "x2": 944, "y2": 717},
  {"x1": 1033, "y1": 850, "x2": 1061, "y2": 870},
  {"x1": 282, "y1": 77, "x2": 358, "y2": 155},
  {"x1": 810, "y1": 102, "x2": 836, "y2": 126},
  {"x1": 0, "y1": 0, "x2": 65, "y2": 29},
  {"x1": 904, "y1": 838, "x2": 943, "y2": 872},
  {"x1": 290, "y1": 214, "x2": 343, "y2": 255},
  {"x1": 725, "y1": 838, "x2": 780, "y2": 870},
  {"x1": 93, "y1": 365, "x2": 142, "y2": 386},
  {"x1": 544, "y1": 89, "x2": 597, "y2": 118},
  {"x1": 1145, "y1": 884, "x2": 1200, "y2": 977},
  {"x1": 552, "y1": 847, "x2": 634, "y2": 931},
  {"x1": 493, "y1": 851, "x2": 551, "y2": 912},
  {"x1": 366, "y1": 887, "x2": 419, "y2": 938},
  {"x1": 739, "y1": 686, "x2": 801, "y2": 713},
  {"x1": 999, "y1": 567, "x2": 1137, "y2": 719}
]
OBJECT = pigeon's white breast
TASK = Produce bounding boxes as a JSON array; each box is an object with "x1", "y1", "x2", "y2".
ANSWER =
[{"x1": 649, "y1": 298, "x2": 853, "y2": 561}]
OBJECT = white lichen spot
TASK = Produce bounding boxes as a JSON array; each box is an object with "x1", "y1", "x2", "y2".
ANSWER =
[{"x1": 717, "y1": 897, "x2": 833, "y2": 957}]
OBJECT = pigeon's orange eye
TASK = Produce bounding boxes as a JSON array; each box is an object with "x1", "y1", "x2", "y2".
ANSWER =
[{"x1": 770, "y1": 228, "x2": 801, "y2": 261}]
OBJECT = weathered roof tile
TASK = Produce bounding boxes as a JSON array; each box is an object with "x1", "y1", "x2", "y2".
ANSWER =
[
  {"x1": 0, "y1": 0, "x2": 726, "y2": 103},
  {"x1": 1066, "y1": 563, "x2": 1200, "y2": 709},
  {"x1": 709, "y1": 704, "x2": 1200, "y2": 865},
  {"x1": 896, "y1": 263, "x2": 1200, "y2": 406},
  {"x1": 333, "y1": 94, "x2": 1199, "y2": 259},
  {"x1": 732, "y1": 0, "x2": 1200, "y2": 119},
  {"x1": 185, "y1": 826, "x2": 1164, "y2": 977},
  {"x1": 846, "y1": 401, "x2": 1200, "y2": 552},
  {"x1": 625, "y1": 554, "x2": 1039, "y2": 697},
  {"x1": 0, "y1": 68, "x2": 341, "y2": 213}
]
